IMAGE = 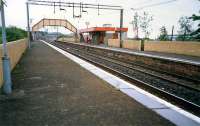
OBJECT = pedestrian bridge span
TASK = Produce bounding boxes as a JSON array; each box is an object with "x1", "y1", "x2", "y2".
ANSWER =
[{"x1": 32, "y1": 18, "x2": 77, "y2": 33}]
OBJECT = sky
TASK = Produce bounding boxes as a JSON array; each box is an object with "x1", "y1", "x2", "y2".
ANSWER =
[{"x1": 2, "y1": 0, "x2": 200, "y2": 39}]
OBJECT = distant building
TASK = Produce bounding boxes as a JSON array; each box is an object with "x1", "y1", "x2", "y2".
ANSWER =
[
  {"x1": 32, "y1": 31, "x2": 63, "y2": 41},
  {"x1": 103, "y1": 24, "x2": 112, "y2": 27},
  {"x1": 167, "y1": 35, "x2": 178, "y2": 41}
]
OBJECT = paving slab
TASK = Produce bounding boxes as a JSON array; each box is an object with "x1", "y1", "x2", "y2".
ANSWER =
[{"x1": 0, "y1": 41, "x2": 175, "y2": 126}]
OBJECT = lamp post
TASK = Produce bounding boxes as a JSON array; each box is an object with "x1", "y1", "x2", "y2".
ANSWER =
[
  {"x1": 26, "y1": 2, "x2": 31, "y2": 48},
  {"x1": 119, "y1": 9, "x2": 123, "y2": 48},
  {"x1": 0, "y1": 0, "x2": 12, "y2": 94}
]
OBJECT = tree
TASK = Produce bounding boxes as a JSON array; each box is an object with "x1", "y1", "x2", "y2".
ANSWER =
[
  {"x1": 0, "y1": 26, "x2": 27, "y2": 43},
  {"x1": 177, "y1": 16, "x2": 193, "y2": 41},
  {"x1": 139, "y1": 11, "x2": 153, "y2": 39},
  {"x1": 158, "y1": 26, "x2": 169, "y2": 41},
  {"x1": 189, "y1": 0, "x2": 200, "y2": 41},
  {"x1": 130, "y1": 12, "x2": 139, "y2": 39}
]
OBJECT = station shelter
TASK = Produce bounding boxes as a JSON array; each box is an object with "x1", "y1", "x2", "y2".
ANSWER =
[{"x1": 78, "y1": 27, "x2": 128, "y2": 45}]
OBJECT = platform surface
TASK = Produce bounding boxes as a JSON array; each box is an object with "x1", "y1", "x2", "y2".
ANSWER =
[{"x1": 0, "y1": 41, "x2": 174, "y2": 126}]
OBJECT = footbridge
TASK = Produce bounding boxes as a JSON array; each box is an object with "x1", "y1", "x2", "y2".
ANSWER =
[
  {"x1": 32, "y1": 18, "x2": 77, "y2": 33},
  {"x1": 32, "y1": 18, "x2": 78, "y2": 41}
]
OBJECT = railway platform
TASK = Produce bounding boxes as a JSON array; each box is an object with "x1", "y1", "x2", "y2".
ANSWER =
[
  {"x1": 105, "y1": 46, "x2": 200, "y2": 65},
  {"x1": 74, "y1": 42, "x2": 200, "y2": 65},
  {"x1": 0, "y1": 41, "x2": 199, "y2": 126}
]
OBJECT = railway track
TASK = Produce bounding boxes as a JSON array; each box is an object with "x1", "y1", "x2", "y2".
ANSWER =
[
  {"x1": 75, "y1": 48, "x2": 199, "y2": 92},
  {"x1": 51, "y1": 41, "x2": 200, "y2": 116},
  {"x1": 63, "y1": 41, "x2": 200, "y2": 84}
]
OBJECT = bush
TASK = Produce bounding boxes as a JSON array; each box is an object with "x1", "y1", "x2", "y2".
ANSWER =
[{"x1": 0, "y1": 26, "x2": 27, "y2": 43}]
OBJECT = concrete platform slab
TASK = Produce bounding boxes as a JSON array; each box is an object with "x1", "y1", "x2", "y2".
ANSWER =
[
  {"x1": 46, "y1": 41, "x2": 200, "y2": 126},
  {"x1": 0, "y1": 41, "x2": 184, "y2": 126}
]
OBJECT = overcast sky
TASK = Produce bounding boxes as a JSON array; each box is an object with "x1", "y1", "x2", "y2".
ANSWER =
[{"x1": 2, "y1": 0, "x2": 200, "y2": 38}]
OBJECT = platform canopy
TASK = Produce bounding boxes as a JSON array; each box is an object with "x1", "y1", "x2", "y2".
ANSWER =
[{"x1": 79, "y1": 27, "x2": 128, "y2": 33}]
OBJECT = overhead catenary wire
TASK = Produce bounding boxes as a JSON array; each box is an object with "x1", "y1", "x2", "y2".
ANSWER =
[
  {"x1": 28, "y1": 2, "x2": 121, "y2": 11},
  {"x1": 28, "y1": 0, "x2": 123, "y2": 20},
  {"x1": 131, "y1": 0, "x2": 177, "y2": 10},
  {"x1": 59, "y1": 0, "x2": 65, "y2": 11},
  {"x1": 28, "y1": 0, "x2": 122, "y2": 10},
  {"x1": 53, "y1": 2, "x2": 55, "y2": 13},
  {"x1": 133, "y1": 0, "x2": 153, "y2": 6},
  {"x1": 81, "y1": 2, "x2": 88, "y2": 13},
  {"x1": 98, "y1": 4, "x2": 100, "y2": 15},
  {"x1": 80, "y1": 2, "x2": 82, "y2": 18}
]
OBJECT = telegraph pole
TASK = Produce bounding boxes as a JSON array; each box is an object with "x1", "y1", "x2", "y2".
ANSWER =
[
  {"x1": 119, "y1": 9, "x2": 123, "y2": 48},
  {"x1": 0, "y1": 0, "x2": 12, "y2": 94},
  {"x1": 26, "y1": 2, "x2": 31, "y2": 48}
]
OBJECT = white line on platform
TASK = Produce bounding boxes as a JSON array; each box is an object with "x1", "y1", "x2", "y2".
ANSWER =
[{"x1": 42, "y1": 40, "x2": 200, "y2": 126}]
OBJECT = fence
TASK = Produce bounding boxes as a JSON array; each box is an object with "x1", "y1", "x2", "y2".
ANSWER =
[
  {"x1": 145, "y1": 41, "x2": 200, "y2": 57},
  {"x1": 108, "y1": 39, "x2": 200, "y2": 57},
  {"x1": 0, "y1": 39, "x2": 27, "y2": 88}
]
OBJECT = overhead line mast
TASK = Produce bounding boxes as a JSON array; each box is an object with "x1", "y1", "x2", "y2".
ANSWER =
[{"x1": 0, "y1": 0, "x2": 13, "y2": 94}]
